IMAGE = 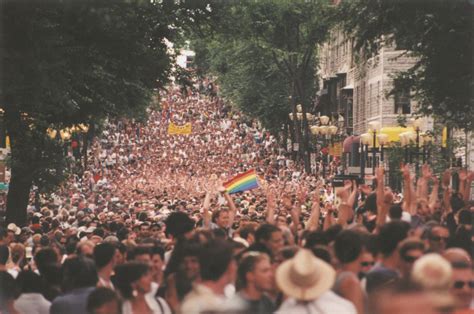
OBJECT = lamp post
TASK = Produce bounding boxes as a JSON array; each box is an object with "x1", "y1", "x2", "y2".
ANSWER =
[
  {"x1": 289, "y1": 106, "x2": 315, "y2": 169},
  {"x1": 310, "y1": 115, "x2": 337, "y2": 178},
  {"x1": 400, "y1": 122, "x2": 432, "y2": 176},
  {"x1": 360, "y1": 122, "x2": 388, "y2": 179}
]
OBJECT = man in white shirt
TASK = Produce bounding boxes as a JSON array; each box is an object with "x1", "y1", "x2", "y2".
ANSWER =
[
  {"x1": 276, "y1": 249, "x2": 356, "y2": 314},
  {"x1": 181, "y1": 239, "x2": 243, "y2": 314}
]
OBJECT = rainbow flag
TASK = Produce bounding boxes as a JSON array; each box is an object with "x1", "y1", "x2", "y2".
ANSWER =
[{"x1": 223, "y1": 169, "x2": 259, "y2": 194}]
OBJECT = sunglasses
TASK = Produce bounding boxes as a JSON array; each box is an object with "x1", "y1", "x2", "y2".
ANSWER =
[
  {"x1": 430, "y1": 236, "x2": 449, "y2": 242},
  {"x1": 453, "y1": 280, "x2": 474, "y2": 289},
  {"x1": 360, "y1": 261, "x2": 375, "y2": 267},
  {"x1": 401, "y1": 255, "x2": 419, "y2": 263}
]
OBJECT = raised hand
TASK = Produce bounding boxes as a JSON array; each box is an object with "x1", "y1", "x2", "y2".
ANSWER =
[
  {"x1": 281, "y1": 193, "x2": 293, "y2": 210},
  {"x1": 442, "y1": 169, "x2": 451, "y2": 188},
  {"x1": 422, "y1": 164, "x2": 432, "y2": 179},
  {"x1": 458, "y1": 169, "x2": 467, "y2": 181},
  {"x1": 359, "y1": 184, "x2": 372, "y2": 195},
  {"x1": 296, "y1": 186, "x2": 308, "y2": 204},
  {"x1": 401, "y1": 163, "x2": 411, "y2": 180}
]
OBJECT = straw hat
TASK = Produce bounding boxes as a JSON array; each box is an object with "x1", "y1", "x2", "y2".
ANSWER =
[{"x1": 276, "y1": 249, "x2": 336, "y2": 301}]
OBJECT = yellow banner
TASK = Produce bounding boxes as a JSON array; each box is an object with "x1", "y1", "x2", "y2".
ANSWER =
[
  {"x1": 168, "y1": 122, "x2": 192, "y2": 135},
  {"x1": 442, "y1": 127, "x2": 447, "y2": 148},
  {"x1": 329, "y1": 142, "x2": 343, "y2": 157}
]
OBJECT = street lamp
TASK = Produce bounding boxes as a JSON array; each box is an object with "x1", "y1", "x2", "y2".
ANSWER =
[
  {"x1": 310, "y1": 115, "x2": 338, "y2": 178},
  {"x1": 360, "y1": 121, "x2": 388, "y2": 178},
  {"x1": 401, "y1": 127, "x2": 432, "y2": 176}
]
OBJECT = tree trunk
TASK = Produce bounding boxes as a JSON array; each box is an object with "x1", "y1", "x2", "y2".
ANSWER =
[
  {"x1": 4, "y1": 109, "x2": 34, "y2": 226},
  {"x1": 6, "y1": 168, "x2": 32, "y2": 226}
]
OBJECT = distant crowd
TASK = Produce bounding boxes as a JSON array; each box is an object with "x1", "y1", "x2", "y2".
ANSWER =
[{"x1": 0, "y1": 79, "x2": 472, "y2": 314}]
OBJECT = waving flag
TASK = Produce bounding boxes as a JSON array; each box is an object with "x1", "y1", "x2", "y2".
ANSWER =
[{"x1": 223, "y1": 169, "x2": 259, "y2": 194}]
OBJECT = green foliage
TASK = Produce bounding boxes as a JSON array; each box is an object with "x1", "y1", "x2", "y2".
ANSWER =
[
  {"x1": 0, "y1": 0, "x2": 214, "y2": 223},
  {"x1": 187, "y1": 0, "x2": 334, "y2": 134},
  {"x1": 338, "y1": 0, "x2": 474, "y2": 131}
]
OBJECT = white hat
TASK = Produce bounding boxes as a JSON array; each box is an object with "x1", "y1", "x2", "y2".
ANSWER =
[
  {"x1": 85, "y1": 226, "x2": 96, "y2": 233},
  {"x1": 276, "y1": 249, "x2": 336, "y2": 301},
  {"x1": 7, "y1": 223, "x2": 21, "y2": 235}
]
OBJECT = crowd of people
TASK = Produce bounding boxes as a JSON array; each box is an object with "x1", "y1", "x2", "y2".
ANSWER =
[{"x1": 0, "y1": 79, "x2": 472, "y2": 314}]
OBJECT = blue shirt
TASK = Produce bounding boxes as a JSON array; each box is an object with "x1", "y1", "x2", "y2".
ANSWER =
[{"x1": 50, "y1": 287, "x2": 95, "y2": 314}]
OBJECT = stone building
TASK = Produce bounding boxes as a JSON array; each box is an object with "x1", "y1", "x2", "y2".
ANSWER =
[{"x1": 317, "y1": 28, "x2": 432, "y2": 135}]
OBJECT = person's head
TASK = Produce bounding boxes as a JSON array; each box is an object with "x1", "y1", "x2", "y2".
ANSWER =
[
  {"x1": 0, "y1": 245, "x2": 9, "y2": 266},
  {"x1": 426, "y1": 225, "x2": 449, "y2": 253},
  {"x1": 34, "y1": 247, "x2": 59, "y2": 274},
  {"x1": 255, "y1": 224, "x2": 283, "y2": 257},
  {"x1": 239, "y1": 223, "x2": 257, "y2": 245},
  {"x1": 334, "y1": 230, "x2": 363, "y2": 268},
  {"x1": 86, "y1": 287, "x2": 121, "y2": 314},
  {"x1": 128, "y1": 246, "x2": 151, "y2": 264},
  {"x1": 275, "y1": 249, "x2": 336, "y2": 301},
  {"x1": 10, "y1": 243, "x2": 25, "y2": 265},
  {"x1": 389, "y1": 204, "x2": 403, "y2": 220},
  {"x1": 449, "y1": 261, "x2": 473, "y2": 309},
  {"x1": 199, "y1": 239, "x2": 236, "y2": 286},
  {"x1": 114, "y1": 262, "x2": 153, "y2": 299},
  {"x1": 16, "y1": 271, "x2": 43, "y2": 294},
  {"x1": 237, "y1": 251, "x2": 273, "y2": 293},
  {"x1": 397, "y1": 237, "x2": 425, "y2": 278},
  {"x1": 416, "y1": 199, "x2": 431, "y2": 217},
  {"x1": 180, "y1": 241, "x2": 201, "y2": 281},
  {"x1": 61, "y1": 256, "x2": 98, "y2": 292},
  {"x1": 214, "y1": 209, "x2": 230, "y2": 229},
  {"x1": 93, "y1": 243, "x2": 118, "y2": 271},
  {"x1": 411, "y1": 253, "x2": 452, "y2": 291},
  {"x1": 77, "y1": 240, "x2": 95, "y2": 258},
  {"x1": 359, "y1": 232, "x2": 378, "y2": 276},
  {"x1": 164, "y1": 212, "x2": 195, "y2": 240},
  {"x1": 377, "y1": 221, "x2": 410, "y2": 258},
  {"x1": 150, "y1": 246, "x2": 165, "y2": 280}
]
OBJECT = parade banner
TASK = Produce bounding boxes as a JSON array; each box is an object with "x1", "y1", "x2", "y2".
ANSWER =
[{"x1": 168, "y1": 122, "x2": 192, "y2": 135}]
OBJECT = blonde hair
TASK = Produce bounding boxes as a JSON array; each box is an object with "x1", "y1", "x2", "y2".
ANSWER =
[{"x1": 411, "y1": 253, "x2": 452, "y2": 290}]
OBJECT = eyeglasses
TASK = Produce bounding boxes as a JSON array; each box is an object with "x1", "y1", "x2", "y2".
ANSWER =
[
  {"x1": 360, "y1": 261, "x2": 375, "y2": 267},
  {"x1": 453, "y1": 280, "x2": 474, "y2": 289},
  {"x1": 430, "y1": 236, "x2": 449, "y2": 242},
  {"x1": 401, "y1": 255, "x2": 419, "y2": 263}
]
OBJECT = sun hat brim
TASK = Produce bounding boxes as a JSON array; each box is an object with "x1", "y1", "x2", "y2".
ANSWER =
[{"x1": 276, "y1": 255, "x2": 336, "y2": 301}]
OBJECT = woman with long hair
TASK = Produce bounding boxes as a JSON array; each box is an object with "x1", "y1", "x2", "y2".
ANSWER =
[{"x1": 114, "y1": 262, "x2": 171, "y2": 314}]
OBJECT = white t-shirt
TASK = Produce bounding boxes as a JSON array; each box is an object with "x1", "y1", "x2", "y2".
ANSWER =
[{"x1": 277, "y1": 291, "x2": 357, "y2": 314}]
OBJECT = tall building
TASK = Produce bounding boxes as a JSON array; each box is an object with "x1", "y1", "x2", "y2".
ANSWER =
[{"x1": 317, "y1": 28, "x2": 431, "y2": 136}]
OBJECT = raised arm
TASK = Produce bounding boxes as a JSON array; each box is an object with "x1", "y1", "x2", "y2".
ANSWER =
[
  {"x1": 428, "y1": 175, "x2": 439, "y2": 213},
  {"x1": 337, "y1": 180, "x2": 355, "y2": 227},
  {"x1": 306, "y1": 187, "x2": 322, "y2": 232},
  {"x1": 290, "y1": 187, "x2": 306, "y2": 235},
  {"x1": 266, "y1": 188, "x2": 277, "y2": 224},
  {"x1": 441, "y1": 169, "x2": 453, "y2": 215},
  {"x1": 375, "y1": 166, "x2": 389, "y2": 230},
  {"x1": 403, "y1": 164, "x2": 417, "y2": 215},
  {"x1": 202, "y1": 191, "x2": 213, "y2": 229},
  {"x1": 222, "y1": 189, "x2": 238, "y2": 229}
]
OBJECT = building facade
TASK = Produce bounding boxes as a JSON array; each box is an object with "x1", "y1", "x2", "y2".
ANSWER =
[{"x1": 317, "y1": 28, "x2": 432, "y2": 136}]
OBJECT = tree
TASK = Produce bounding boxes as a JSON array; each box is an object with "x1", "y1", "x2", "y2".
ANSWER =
[
  {"x1": 338, "y1": 0, "x2": 474, "y2": 131},
  {"x1": 188, "y1": 0, "x2": 334, "y2": 172},
  {"x1": 0, "y1": 0, "x2": 212, "y2": 225}
]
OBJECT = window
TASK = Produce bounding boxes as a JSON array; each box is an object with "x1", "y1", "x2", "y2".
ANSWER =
[{"x1": 394, "y1": 88, "x2": 411, "y2": 114}]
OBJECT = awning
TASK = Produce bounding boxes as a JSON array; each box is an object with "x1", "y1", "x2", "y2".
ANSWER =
[
  {"x1": 342, "y1": 84, "x2": 354, "y2": 90},
  {"x1": 343, "y1": 135, "x2": 360, "y2": 153}
]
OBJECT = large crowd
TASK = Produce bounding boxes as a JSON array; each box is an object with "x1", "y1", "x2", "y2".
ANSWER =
[{"x1": 0, "y1": 79, "x2": 472, "y2": 314}]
